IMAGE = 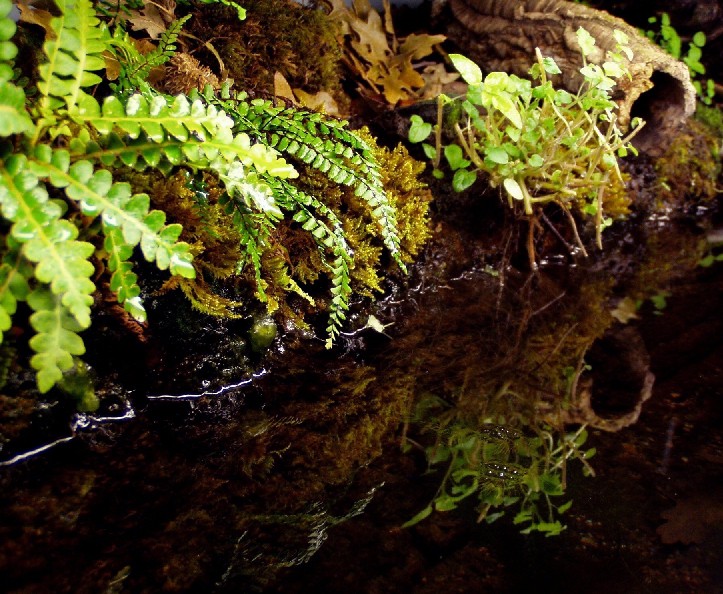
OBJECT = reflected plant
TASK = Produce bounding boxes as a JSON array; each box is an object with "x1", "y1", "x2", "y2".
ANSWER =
[
  {"x1": 408, "y1": 27, "x2": 644, "y2": 255},
  {"x1": 403, "y1": 394, "x2": 596, "y2": 536}
]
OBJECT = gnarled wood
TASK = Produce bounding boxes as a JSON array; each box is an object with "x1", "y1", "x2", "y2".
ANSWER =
[{"x1": 434, "y1": 0, "x2": 697, "y2": 154}]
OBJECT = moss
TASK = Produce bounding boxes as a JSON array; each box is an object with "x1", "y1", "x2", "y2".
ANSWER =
[
  {"x1": 695, "y1": 104, "x2": 723, "y2": 141},
  {"x1": 367, "y1": 132, "x2": 435, "y2": 264},
  {"x1": 249, "y1": 315, "x2": 278, "y2": 352},
  {"x1": 191, "y1": 0, "x2": 345, "y2": 102},
  {"x1": 285, "y1": 128, "x2": 434, "y2": 300},
  {"x1": 122, "y1": 168, "x2": 248, "y2": 317},
  {"x1": 57, "y1": 360, "x2": 99, "y2": 413},
  {"x1": 655, "y1": 119, "x2": 721, "y2": 206},
  {"x1": 157, "y1": 52, "x2": 221, "y2": 96},
  {"x1": 118, "y1": 126, "x2": 432, "y2": 336}
]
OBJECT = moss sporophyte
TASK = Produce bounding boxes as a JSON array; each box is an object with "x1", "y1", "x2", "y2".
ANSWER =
[{"x1": 409, "y1": 27, "x2": 645, "y2": 257}]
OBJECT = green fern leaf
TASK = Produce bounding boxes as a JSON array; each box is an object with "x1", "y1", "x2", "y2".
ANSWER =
[
  {"x1": 267, "y1": 178, "x2": 353, "y2": 346},
  {"x1": 105, "y1": 227, "x2": 146, "y2": 321},
  {"x1": 37, "y1": 0, "x2": 109, "y2": 116},
  {"x1": 242, "y1": 100, "x2": 406, "y2": 272},
  {"x1": 120, "y1": 15, "x2": 191, "y2": 87},
  {"x1": 28, "y1": 148, "x2": 195, "y2": 279},
  {"x1": 27, "y1": 288, "x2": 86, "y2": 393},
  {"x1": 0, "y1": 0, "x2": 18, "y2": 83},
  {"x1": 0, "y1": 239, "x2": 32, "y2": 344},
  {"x1": 0, "y1": 83, "x2": 35, "y2": 137},
  {"x1": 91, "y1": 94, "x2": 234, "y2": 142},
  {"x1": 0, "y1": 1, "x2": 34, "y2": 137},
  {"x1": 1, "y1": 154, "x2": 96, "y2": 328}
]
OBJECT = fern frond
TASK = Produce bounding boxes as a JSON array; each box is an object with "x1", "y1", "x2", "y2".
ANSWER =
[
  {"x1": 104, "y1": 227, "x2": 146, "y2": 321},
  {"x1": 82, "y1": 94, "x2": 296, "y2": 180},
  {"x1": 0, "y1": 1, "x2": 34, "y2": 137},
  {"x1": 37, "y1": 0, "x2": 110, "y2": 123},
  {"x1": 238, "y1": 100, "x2": 407, "y2": 272},
  {"x1": 119, "y1": 15, "x2": 191, "y2": 88},
  {"x1": 266, "y1": 177, "x2": 353, "y2": 345},
  {"x1": 95, "y1": 0, "x2": 144, "y2": 23},
  {"x1": 232, "y1": 208, "x2": 274, "y2": 302},
  {"x1": 0, "y1": 239, "x2": 32, "y2": 344},
  {"x1": 27, "y1": 288, "x2": 86, "y2": 393},
  {"x1": 28, "y1": 146, "x2": 196, "y2": 279},
  {"x1": 1, "y1": 154, "x2": 96, "y2": 328}
]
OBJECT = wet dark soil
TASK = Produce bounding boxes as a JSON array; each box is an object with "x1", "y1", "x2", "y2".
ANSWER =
[
  {"x1": 2, "y1": 202, "x2": 722, "y2": 593},
  {"x1": 267, "y1": 263, "x2": 723, "y2": 594}
]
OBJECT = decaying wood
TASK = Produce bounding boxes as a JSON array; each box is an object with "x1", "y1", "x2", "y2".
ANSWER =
[{"x1": 433, "y1": 0, "x2": 697, "y2": 154}]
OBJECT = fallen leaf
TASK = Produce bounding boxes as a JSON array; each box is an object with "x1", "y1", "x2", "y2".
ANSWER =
[
  {"x1": 293, "y1": 89, "x2": 341, "y2": 116},
  {"x1": 611, "y1": 297, "x2": 639, "y2": 324},
  {"x1": 18, "y1": 1, "x2": 55, "y2": 38},
  {"x1": 418, "y1": 63, "x2": 460, "y2": 99},
  {"x1": 326, "y1": 0, "x2": 450, "y2": 106},
  {"x1": 129, "y1": 2, "x2": 175, "y2": 40},
  {"x1": 399, "y1": 33, "x2": 447, "y2": 61},
  {"x1": 273, "y1": 72, "x2": 298, "y2": 105}
]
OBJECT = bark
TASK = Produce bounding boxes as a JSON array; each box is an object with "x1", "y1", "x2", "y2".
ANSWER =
[{"x1": 434, "y1": 0, "x2": 697, "y2": 154}]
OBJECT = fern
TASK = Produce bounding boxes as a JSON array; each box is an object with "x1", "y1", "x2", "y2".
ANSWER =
[
  {"x1": 109, "y1": 15, "x2": 192, "y2": 93},
  {"x1": 27, "y1": 288, "x2": 87, "y2": 393},
  {"x1": 221, "y1": 94, "x2": 407, "y2": 273},
  {"x1": 266, "y1": 176, "x2": 353, "y2": 343},
  {"x1": 0, "y1": 0, "x2": 410, "y2": 394},
  {"x1": 0, "y1": 238, "x2": 31, "y2": 344},
  {"x1": 0, "y1": 1, "x2": 33, "y2": 137},
  {"x1": 95, "y1": 0, "x2": 144, "y2": 23},
  {"x1": 35, "y1": 0, "x2": 108, "y2": 137}
]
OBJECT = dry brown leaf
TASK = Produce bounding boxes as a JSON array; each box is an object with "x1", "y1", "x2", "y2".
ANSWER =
[
  {"x1": 129, "y1": 3, "x2": 174, "y2": 40},
  {"x1": 325, "y1": 0, "x2": 450, "y2": 105},
  {"x1": 104, "y1": 50, "x2": 121, "y2": 81},
  {"x1": 273, "y1": 72, "x2": 299, "y2": 105},
  {"x1": 18, "y1": 1, "x2": 55, "y2": 37},
  {"x1": 418, "y1": 63, "x2": 460, "y2": 99},
  {"x1": 348, "y1": 12, "x2": 390, "y2": 62},
  {"x1": 399, "y1": 33, "x2": 447, "y2": 61},
  {"x1": 293, "y1": 89, "x2": 341, "y2": 116}
]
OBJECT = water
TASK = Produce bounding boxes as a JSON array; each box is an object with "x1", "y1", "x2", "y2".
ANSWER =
[{"x1": 1, "y1": 152, "x2": 722, "y2": 592}]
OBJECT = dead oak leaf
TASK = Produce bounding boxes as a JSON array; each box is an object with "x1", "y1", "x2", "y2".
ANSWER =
[
  {"x1": 379, "y1": 62, "x2": 425, "y2": 105},
  {"x1": 18, "y1": 1, "x2": 55, "y2": 38},
  {"x1": 418, "y1": 63, "x2": 460, "y2": 99},
  {"x1": 399, "y1": 33, "x2": 447, "y2": 61},
  {"x1": 293, "y1": 89, "x2": 342, "y2": 116},
  {"x1": 129, "y1": 2, "x2": 176, "y2": 40},
  {"x1": 347, "y1": 12, "x2": 391, "y2": 63}
]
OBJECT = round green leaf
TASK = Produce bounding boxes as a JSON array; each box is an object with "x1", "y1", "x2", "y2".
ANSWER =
[
  {"x1": 408, "y1": 115, "x2": 432, "y2": 143},
  {"x1": 449, "y1": 54, "x2": 482, "y2": 86},
  {"x1": 452, "y1": 168, "x2": 477, "y2": 192},
  {"x1": 485, "y1": 146, "x2": 508, "y2": 165}
]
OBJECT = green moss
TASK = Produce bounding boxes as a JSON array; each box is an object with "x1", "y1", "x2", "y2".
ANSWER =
[
  {"x1": 57, "y1": 360, "x2": 98, "y2": 413},
  {"x1": 193, "y1": 0, "x2": 345, "y2": 101},
  {"x1": 121, "y1": 168, "x2": 249, "y2": 317},
  {"x1": 249, "y1": 314, "x2": 278, "y2": 353},
  {"x1": 655, "y1": 119, "x2": 721, "y2": 206},
  {"x1": 695, "y1": 103, "x2": 723, "y2": 140}
]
